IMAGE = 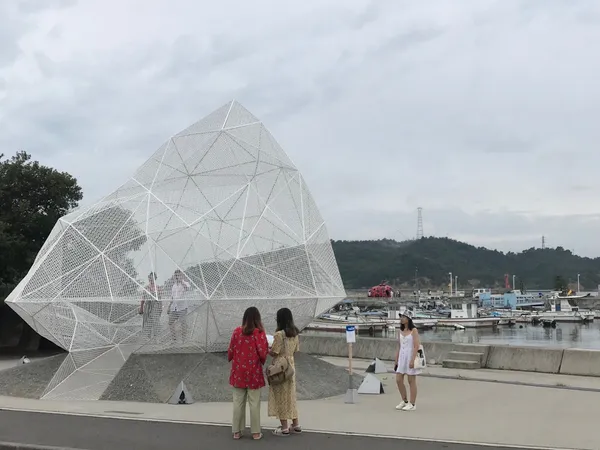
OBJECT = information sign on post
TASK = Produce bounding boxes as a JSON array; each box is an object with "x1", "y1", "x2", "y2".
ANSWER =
[
  {"x1": 345, "y1": 325, "x2": 356, "y2": 343},
  {"x1": 344, "y1": 325, "x2": 358, "y2": 404}
]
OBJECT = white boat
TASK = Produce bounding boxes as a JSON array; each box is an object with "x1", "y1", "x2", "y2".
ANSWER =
[
  {"x1": 304, "y1": 319, "x2": 388, "y2": 335},
  {"x1": 531, "y1": 296, "x2": 595, "y2": 323},
  {"x1": 436, "y1": 299, "x2": 500, "y2": 328},
  {"x1": 390, "y1": 318, "x2": 438, "y2": 330},
  {"x1": 386, "y1": 305, "x2": 438, "y2": 330},
  {"x1": 319, "y1": 312, "x2": 364, "y2": 323}
]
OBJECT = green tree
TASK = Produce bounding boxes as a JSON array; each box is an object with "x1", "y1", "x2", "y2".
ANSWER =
[
  {"x1": 331, "y1": 237, "x2": 600, "y2": 290},
  {"x1": 554, "y1": 275, "x2": 567, "y2": 293},
  {"x1": 0, "y1": 151, "x2": 83, "y2": 300}
]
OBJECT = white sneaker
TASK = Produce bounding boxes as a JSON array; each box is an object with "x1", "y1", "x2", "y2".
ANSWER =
[
  {"x1": 395, "y1": 401, "x2": 407, "y2": 410},
  {"x1": 402, "y1": 402, "x2": 416, "y2": 411}
]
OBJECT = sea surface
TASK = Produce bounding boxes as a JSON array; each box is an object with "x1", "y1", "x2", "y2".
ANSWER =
[{"x1": 305, "y1": 321, "x2": 600, "y2": 350}]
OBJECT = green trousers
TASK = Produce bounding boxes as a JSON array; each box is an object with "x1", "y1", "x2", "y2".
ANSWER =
[{"x1": 232, "y1": 387, "x2": 262, "y2": 434}]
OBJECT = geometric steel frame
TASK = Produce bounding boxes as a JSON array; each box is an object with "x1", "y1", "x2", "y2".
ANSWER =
[{"x1": 5, "y1": 100, "x2": 346, "y2": 400}]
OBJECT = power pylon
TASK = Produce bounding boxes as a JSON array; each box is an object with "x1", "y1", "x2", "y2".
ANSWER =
[{"x1": 416, "y1": 207, "x2": 424, "y2": 239}]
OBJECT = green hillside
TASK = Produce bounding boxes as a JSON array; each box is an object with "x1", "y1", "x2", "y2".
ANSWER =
[{"x1": 332, "y1": 237, "x2": 600, "y2": 291}]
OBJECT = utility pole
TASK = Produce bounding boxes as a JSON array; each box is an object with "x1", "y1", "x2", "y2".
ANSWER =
[
  {"x1": 512, "y1": 275, "x2": 516, "y2": 291},
  {"x1": 577, "y1": 273, "x2": 580, "y2": 293},
  {"x1": 416, "y1": 207, "x2": 424, "y2": 240},
  {"x1": 449, "y1": 272, "x2": 453, "y2": 297},
  {"x1": 542, "y1": 236, "x2": 545, "y2": 249},
  {"x1": 415, "y1": 267, "x2": 419, "y2": 293}
]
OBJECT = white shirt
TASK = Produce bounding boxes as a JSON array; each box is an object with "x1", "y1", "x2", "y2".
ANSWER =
[{"x1": 170, "y1": 281, "x2": 190, "y2": 312}]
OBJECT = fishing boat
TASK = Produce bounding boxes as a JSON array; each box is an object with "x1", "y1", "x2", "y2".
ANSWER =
[
  {"x1": 531, "y1": 295, "x2": 595, "y2": 323},
  {"x1": 304, "y1": 318, "x2": 388, "y2": 335},
  {"x1": 385, "y1": 305, "x2": 438, "y2": 330},
  {"x1": 436, "y1": 299, "x2": 500, "y2": 328}
]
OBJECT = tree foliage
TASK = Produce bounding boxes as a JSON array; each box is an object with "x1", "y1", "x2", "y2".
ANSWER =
[
  {"x1": 332, "y1": 237, "x2": 600, "y2": 290},
  {"x1": 0, "y1": 152, "x2": 83, "y2": 299},
  {"x1": 553, "y1": 275, "x2": 567, "y2": 293}
]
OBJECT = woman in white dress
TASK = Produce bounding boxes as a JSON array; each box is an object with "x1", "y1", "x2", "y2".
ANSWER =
[{"x1": 394, "y1": 314, "x2": 421, "y2": 411}]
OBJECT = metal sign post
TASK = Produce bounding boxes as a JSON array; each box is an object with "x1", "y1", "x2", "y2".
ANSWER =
[{"x1": 344, "y1": 325, "x2": 358, "y2": 404}]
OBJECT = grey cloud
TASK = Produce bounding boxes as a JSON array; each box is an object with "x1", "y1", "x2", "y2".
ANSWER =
[
  {"x1": 18, "y1": 0, "x2": 76, "y2": 14},
  {"x1": 0, "y1": 8, "x2": 24, "y2": 68},
  {"x1": 467, "y1": 135, "x2": 535, "y2": 154},
  {"x1": 569, "y1": 184, "x2": 592, "y2": 192},
  {"x1": 0, "y1": 0, "x2": 76, "y2": 69},
  {"x1": 47, "y1": 25, "x2": 63, "y2": 39},
  {"x1": 352, "y1": 2, "x2": 380, "y2": 30},
  {"x1": 34, "y1": 52, "x2": 56, "y2": 77},
  {"x1": 374, "y1": 27, "x2": 445, "y2": 56},
  {"x1": 2, "y1": 0, "x2": 600, "y2": 257}
]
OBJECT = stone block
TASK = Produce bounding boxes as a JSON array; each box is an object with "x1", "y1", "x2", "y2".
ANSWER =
[
  {"x1": 299, "y1": 335, "x2": 397, "y2": 361},
  {"x1": 447, "y1": 351, "x2": 485, "y2": 363},
  {"x1": 421, "y1": 342, "x2": 490, "y2": 366},
  {"x1": 442, "y1": 359, "x2": 481, "y2": 370},
  {"x1": 560, "y1": 349, "x2": 600, "y2": 377},
  {"x1": 486, "y1": 345, "x2": 564, "y2": 373}
]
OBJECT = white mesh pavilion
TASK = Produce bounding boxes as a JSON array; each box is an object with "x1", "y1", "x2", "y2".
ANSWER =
[{"x1": 5, "y1": 100, "x2": 346, "y2": 400}]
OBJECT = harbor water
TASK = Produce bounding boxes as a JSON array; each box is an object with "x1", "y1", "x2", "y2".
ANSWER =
[{"x1": 304, "y1": 321, "x2": 600, "y2": 350}]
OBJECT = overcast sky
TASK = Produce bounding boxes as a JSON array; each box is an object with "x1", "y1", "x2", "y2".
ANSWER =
[{"x1": 2, "y1": 0, "x2": 600, "y2": 256}]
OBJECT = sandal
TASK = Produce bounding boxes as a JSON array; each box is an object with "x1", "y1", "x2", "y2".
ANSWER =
[
  {"x1": 252, "y1": 433, "x2": 263, "y2": 440},
  {"x1": 233, "y1": 432, "x2": 242, "y2": 440},
  {"x1": 291, "y1": 426, "x2": 302, "y2": 433},
  {"x1": 272, "y1": 427, "x2": 290, "y2": 436}
]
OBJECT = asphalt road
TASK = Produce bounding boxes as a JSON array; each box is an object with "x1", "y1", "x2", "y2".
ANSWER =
[{"x1": 0, "y1": 410, "x2": 533, "y2": 450}]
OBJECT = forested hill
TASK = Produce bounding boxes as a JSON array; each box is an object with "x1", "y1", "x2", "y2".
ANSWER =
[{"x1": 331, "y1": 237, "x2": 600, "y2": 291}]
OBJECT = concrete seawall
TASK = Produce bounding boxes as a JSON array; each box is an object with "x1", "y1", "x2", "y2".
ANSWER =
[{"x1": 299, "y1": 335, "x2": 600, "y2": 377}]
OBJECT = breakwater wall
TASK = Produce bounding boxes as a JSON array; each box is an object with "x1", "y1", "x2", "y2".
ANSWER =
[{"x1": 299, "y1": 335, "x2": 600, "y2": 377}]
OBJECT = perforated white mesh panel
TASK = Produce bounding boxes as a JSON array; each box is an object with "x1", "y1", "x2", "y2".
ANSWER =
[{"x1": 5, "y1": 100, "x2": 346, "y2": 400}]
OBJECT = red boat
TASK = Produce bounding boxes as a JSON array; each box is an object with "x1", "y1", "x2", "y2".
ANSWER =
[{"x1": 368, "y1": 282, "x2": 393, "y2": 298}]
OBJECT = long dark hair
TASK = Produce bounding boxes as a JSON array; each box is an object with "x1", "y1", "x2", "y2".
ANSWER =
[
  {"x1": 276, "y1": 307, "x2": 299, "y2": 338},
  {"x1": 242, "y1": 306, "x2": 264, "y2": 335},
  {"x1": 400, "y1": 315, "x2": 415, "y2": 331}
]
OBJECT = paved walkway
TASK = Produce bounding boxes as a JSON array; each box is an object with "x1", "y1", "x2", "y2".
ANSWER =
[
  {"x1": 0, "y1": 365, "x2": 598, "y2": 449},
  {"x1": 0, "y1": 410, "x2": 533, "y2": 450}
]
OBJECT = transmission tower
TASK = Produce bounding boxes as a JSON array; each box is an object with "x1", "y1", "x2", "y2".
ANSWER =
[{"x1": 416, "y1": 207, "x2": 424, "y2": 239}]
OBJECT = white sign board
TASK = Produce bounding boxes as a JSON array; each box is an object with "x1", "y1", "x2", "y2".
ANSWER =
[{"x1": 346, "y1": 325, "x2": 356, "y2": 343}]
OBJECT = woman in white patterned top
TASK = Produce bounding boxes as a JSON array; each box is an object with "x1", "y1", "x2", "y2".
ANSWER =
[{"x1": 394, "y1": 314, "x2": 421, "y2": 411}]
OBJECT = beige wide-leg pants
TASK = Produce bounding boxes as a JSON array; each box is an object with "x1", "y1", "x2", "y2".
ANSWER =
[{"x1": 232, "y1": 387, "x2": 262, "y2": 434}]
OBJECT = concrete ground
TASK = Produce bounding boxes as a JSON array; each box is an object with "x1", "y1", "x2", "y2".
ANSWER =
[
  {"x1": 0, "y1": 357, "x2": 50, "y2": 373},
  {"x1": 0, "y1": 361, "x2": 599, "y2": 450},
  {"x1": 0, "y1": 410, "x2": 538, "y2": 450}
]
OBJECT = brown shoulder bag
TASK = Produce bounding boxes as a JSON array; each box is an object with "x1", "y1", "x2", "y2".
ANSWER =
[{"x1": 266, "y1": 332, "x2": 295, "y2": 386}]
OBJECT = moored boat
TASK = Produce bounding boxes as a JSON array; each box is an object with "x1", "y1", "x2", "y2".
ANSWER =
[
  {"x1": 531, "y1": 296, "x2": 595, "y2": 323},
  {"x1": 436, "y1": 299, "x2": 500, "y2": 328},
  {"x1": 304, "y1": 319, "x2": 388, "y2": 335}
]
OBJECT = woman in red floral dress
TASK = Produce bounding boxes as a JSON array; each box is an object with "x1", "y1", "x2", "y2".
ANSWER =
[{"x1": 228, "y1": 306, "x2": 269, "y2": 440}]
